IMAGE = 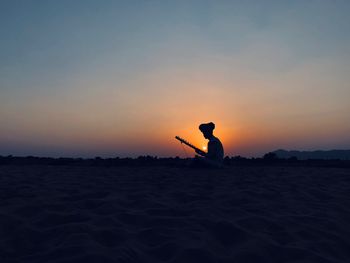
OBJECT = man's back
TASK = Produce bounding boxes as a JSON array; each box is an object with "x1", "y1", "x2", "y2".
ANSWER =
[{"x1": 207, "y1": 136, "x2": 224, "y2": 162}]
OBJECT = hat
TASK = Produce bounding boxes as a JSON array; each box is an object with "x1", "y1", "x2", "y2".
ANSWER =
[{"x1": 199, "y1": 122, "x2": 215, "y2": 133}]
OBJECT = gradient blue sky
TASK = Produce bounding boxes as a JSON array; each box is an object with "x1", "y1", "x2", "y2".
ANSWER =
[{"x1": 1, "y1": 0, "x2": 350, "y2": 157}]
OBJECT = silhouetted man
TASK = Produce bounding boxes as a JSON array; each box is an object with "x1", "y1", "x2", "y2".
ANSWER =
[{"x1": 194, "y1": 122, "x2": 224, "y2": 167}]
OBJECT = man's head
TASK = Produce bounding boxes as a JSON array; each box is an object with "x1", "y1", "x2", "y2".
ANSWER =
[{"x1": 199, "y1": 122, "x2": 215, "y2": 139}]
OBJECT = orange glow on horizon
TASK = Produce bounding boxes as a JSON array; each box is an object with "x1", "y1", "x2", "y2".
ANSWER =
[{"x1": 1, "y1": 54, "x2": 349, "y2": 158}]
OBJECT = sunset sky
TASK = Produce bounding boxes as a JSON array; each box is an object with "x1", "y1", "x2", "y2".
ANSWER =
[{"x1": 1, "y1": 1, "x2": 350, "y2": 157}]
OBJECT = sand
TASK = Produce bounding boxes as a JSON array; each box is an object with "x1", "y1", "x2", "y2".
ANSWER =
[{"x1": 0, "y1": 165, "x2": 349, "y2": 263}]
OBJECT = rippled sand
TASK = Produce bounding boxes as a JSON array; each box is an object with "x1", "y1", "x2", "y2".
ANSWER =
[{"x1": 0, "y1": 165, "x2": 349, "y2": 262}]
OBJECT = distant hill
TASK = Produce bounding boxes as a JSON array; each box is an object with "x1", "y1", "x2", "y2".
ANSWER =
[{"x1": 273, "y1": 149, "x2": 350, "y2": 160}]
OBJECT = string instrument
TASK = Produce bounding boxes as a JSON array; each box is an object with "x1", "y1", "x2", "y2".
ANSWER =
[{"x1": 175, "y1": 136, "x2": 207, "y2": 156}]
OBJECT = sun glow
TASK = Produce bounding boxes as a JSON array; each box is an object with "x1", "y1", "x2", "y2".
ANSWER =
[{"x1": 202, "y1": 146, "x2": 207, "y2": 151}]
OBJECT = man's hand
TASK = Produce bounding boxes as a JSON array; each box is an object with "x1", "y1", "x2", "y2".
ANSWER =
[{"x1": 195, "y1": 148, "x2": 205, "y2": 156}]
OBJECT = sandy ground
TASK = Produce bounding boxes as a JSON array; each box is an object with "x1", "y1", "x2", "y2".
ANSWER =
[{"x1": 0, "y1": 165, "x2": 349, "y2": 263}]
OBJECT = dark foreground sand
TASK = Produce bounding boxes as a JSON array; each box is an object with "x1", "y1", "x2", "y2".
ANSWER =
[{"x1": 0, "y1": 165, "x2": 349, "y2": 263}]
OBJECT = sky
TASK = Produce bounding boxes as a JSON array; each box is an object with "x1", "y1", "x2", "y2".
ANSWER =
[{"x1": 1, "y1": 0, "x2": 350, "y2": 158}]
